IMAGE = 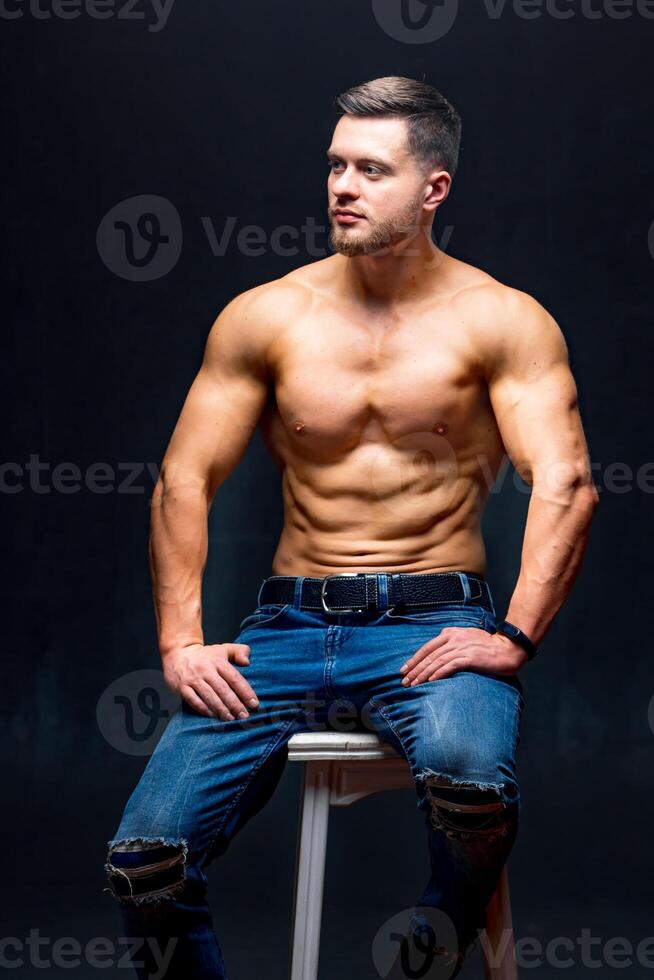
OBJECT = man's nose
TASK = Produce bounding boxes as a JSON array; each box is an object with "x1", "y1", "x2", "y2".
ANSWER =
[{"x1": 331, "y1": 167, "x2": 359, "y2": 199}]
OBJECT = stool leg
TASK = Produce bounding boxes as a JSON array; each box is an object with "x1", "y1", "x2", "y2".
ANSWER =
[
  {"x1": 481, "y1": 866, "x2": 518, "y2": 980},
  {"x1": 289, "y1": 760, "x2": 332, "y2": 980}
]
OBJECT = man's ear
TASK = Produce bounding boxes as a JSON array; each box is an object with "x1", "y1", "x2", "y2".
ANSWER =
[{"x1": 423, "y1": 169, "x2": 451, "y2": 212}]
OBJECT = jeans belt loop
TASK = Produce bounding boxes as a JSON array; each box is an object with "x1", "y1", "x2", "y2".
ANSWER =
[
  {"x1": 293, "y1": 575, "x2": 306, "y2": 609},
  {"x1": 389, "y1": 573, "x2": 405, "y2": 609},
  {"x1": 364, "y1": 572, "x2": 378, "y2": 611},
  {"x1": 377, "y1": 573, "x2": 390, "y2": 611},
  {"x1": 457, "y1": 571, "x2": 472, "y2": 603}
]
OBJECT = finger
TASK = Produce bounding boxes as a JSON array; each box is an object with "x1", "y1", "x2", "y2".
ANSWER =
[
  {"x1": 402, "y1": 640, "x2": 452, "y2": 684},
  {"x1": 193, "y1": 679, "x2": 235, "y2": 720},
  {"x1": 399, "y1": 634, "x2": 448, "y2": 675},
  {"x1": 428, "y1": 651, "x2": 515, "y2": 680},
  {"x1": 406, "y1": 650, "x2": 452, "y2": 686},
  {"x1": 222, "y1": 642, "x2": 252, "y2": 659},
  {"x1": 423, "y1": 657, "x2": 474, "y2": 683},
  {"x1": 402, "y1": 652, "x2": 437, "y2": 685},
  {"x1": 403, "y1": 628, "x2": 488, "y2": 683},
  {"x1": 180, "y1": 685, "x2": 213, "y2": 717},
  {"x1": 206, "y1": 672, "x2": 254, "y2": 718},
  {"x1": 408, "y1": 647, "x2": 469, "y2": 685},
  {"x1": 215, "y1": 661, "x2": 260, "y2": 708},
  {"x1": 399, "y1": 642, "x2": 443, "y2": 680},
  {"x1": 223, "y1": 642, "x2": 251, "y2": 664},
  {"x1": 400, "y1": 651, "x2": 430, "y2": 684},
  {"x1": 205, "y1": 643, "x2": 251, "y2": 670}
]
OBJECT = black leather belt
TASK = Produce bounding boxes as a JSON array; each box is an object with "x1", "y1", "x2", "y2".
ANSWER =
[{"x1": 257, "y1": 570, "x2": 493, "y2": 614}]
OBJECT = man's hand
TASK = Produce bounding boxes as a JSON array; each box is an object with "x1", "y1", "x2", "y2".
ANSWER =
[
  {"x1": 399, "y1": 627, "x2": 527, "y2": 686},
  {"x1": 162, "y1": 642, "x2": 260, "y2": 720}
]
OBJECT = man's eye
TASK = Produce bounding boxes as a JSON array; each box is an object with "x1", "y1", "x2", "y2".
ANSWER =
[{"x1": 365, "y1": 166, "x2": 381, "y2": 176}]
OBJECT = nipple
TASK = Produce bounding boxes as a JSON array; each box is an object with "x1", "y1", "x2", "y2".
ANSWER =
[
  {"x1": 293, "y1": 419, "x2": 306, "y2": 435},
  {"x1": 432, "y1": 420, "x2": 448, "y2": 436}
]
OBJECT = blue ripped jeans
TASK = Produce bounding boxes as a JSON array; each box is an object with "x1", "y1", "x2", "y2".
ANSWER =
[{"x1": 105, "y1": 571, "x2": 524, "y2": 979}]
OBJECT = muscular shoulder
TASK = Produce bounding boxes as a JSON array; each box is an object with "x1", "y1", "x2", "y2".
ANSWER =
[
  {"x1": 448, "y1": 269, "x2": 570, "y2": 382},
  {"x1": 203, "y1": 270, "x2": 317, "y2": 379}
]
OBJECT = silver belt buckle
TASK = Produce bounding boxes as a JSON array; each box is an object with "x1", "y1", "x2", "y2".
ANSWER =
[{"x1": 320, "y1": 572, "x2": 366, "y2": 613}]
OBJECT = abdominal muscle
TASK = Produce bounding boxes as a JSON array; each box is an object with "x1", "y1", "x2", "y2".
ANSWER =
[{"x1": 261, "y1": 409, "x2": 501, "y2": 579}]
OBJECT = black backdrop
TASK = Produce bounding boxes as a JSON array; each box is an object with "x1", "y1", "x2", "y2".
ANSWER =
[{"x1": 3, "y1": 2, "x2": 654, "y2": 977}]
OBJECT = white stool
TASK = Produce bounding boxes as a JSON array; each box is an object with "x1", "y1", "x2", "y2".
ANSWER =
[{"x1": 287, "y1": 730, "x2": 517, "y2": 980}]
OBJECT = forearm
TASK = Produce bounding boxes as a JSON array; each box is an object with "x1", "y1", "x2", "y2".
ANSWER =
[
  {"x1": 504, "y1": 481, "x2": 599, "y2": 647},
  {"x1": 149, "y1": 473, "x2": 210, "y2": 658}
]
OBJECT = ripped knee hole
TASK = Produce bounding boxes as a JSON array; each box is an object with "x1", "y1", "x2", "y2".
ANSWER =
[
  {"x1": 420, "y1": 775, "x2": 510, "y2": 842},
  {"x1": 105, "y1": 839, "x2": 187, "y2": 903}
]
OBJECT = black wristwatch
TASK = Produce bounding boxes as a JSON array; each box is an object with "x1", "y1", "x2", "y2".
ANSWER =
[{"x1": 493, "y1": 619, "x2": 539, "y2": 661}]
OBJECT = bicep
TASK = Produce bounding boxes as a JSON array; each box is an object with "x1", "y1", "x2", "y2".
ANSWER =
[
  {"x1": 159, "y1": 299, "x2": 270, "y2": 501},
  {"x1": 486, "y1": 297, "x2": 593, "y2": 496}
]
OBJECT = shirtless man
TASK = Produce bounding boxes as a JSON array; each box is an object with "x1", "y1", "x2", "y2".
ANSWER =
[{"x1": 105, "y1": 76, "x2": 598, "y2": 979}]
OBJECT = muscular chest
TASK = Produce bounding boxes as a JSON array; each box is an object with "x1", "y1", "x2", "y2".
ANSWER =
[{"x1": 262, "y1": 319, "x2": 488, "y2": 455}]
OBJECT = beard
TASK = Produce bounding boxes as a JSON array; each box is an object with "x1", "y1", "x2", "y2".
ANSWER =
[{"x1": 328, "y1": 191, "x2": 425, "y2": 257}]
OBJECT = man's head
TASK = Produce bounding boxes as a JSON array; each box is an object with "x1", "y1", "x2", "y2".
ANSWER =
[{"x1": 327, "y1": 76, "x2": 462, "y2": 257}]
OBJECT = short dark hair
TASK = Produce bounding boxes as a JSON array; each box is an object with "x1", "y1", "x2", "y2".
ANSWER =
[{"x1": 333, "y1": 75, "x2": 462, "y2": 177}]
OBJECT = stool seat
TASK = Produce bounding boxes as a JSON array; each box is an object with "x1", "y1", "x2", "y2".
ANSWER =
[
  {"x1": 288, "y1": 730, "x2": 404, "y2": 759},
  {"x1": 287, "y1": 729, "x2": 517, "y2": 980}
]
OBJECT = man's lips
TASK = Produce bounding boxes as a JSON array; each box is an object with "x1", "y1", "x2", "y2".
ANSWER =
[{"x1": 333, "y1": 210, "x2": 365, "y2": 224}]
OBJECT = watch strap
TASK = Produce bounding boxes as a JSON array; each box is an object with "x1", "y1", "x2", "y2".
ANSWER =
[{"x1": 494, "y1": 619, "x2": 539, "y2": 661}]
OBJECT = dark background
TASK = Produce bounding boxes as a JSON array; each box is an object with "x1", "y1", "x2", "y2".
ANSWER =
[{"x1": 3, "y1": 1, "x2": 653, "y2": 977}]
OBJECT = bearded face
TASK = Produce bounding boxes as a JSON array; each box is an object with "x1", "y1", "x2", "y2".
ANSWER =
[{"x1": 328, "y1": 189, "x2": 426, "y2": 257}]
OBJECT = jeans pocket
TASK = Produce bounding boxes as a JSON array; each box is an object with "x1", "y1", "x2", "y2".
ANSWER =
[
  {"x1": 382, "y1": 604, "x2": 485, "y2": 628},
  {"x1": 238, "y1": 603, "x2": 290, "y2": 632},
  {"x1": 481, "y1": 610, "x2": 497, "y2": 633}
]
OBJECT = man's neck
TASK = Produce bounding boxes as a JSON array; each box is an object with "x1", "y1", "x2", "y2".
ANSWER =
[{"x1": 338, "y1": 229, "x2": 448, "y2": 309}]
